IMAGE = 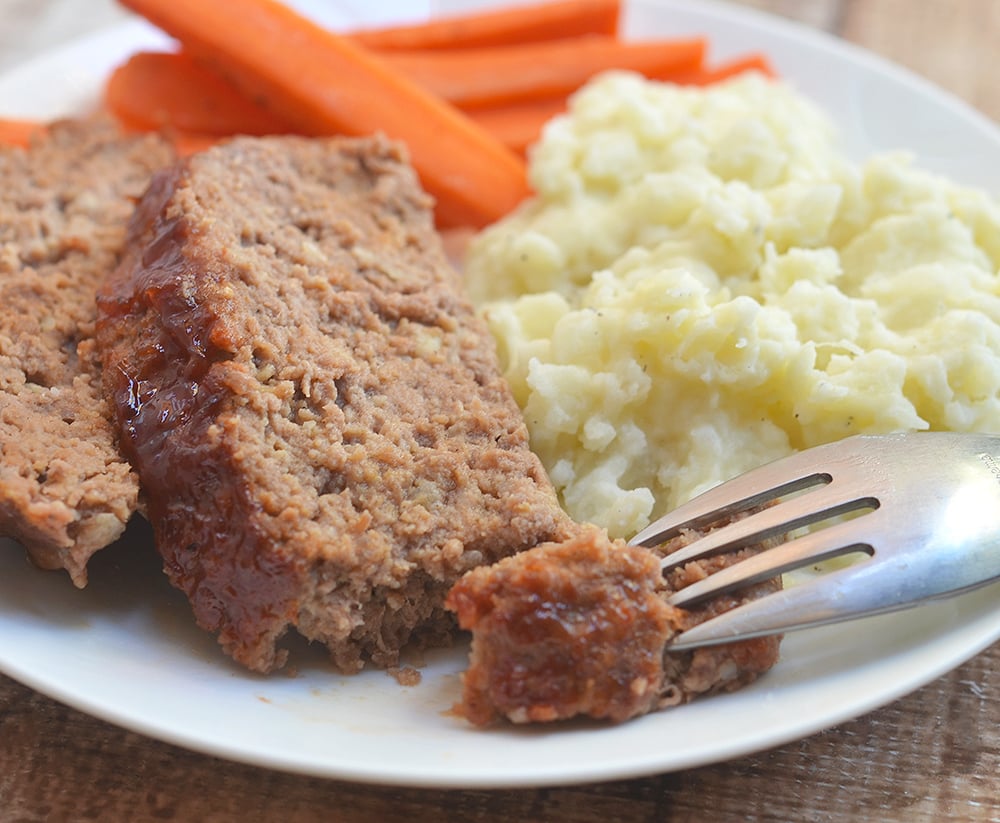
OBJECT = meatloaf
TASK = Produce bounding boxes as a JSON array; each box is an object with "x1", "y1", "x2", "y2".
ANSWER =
[
  {"x1": 446, "y1": 524, "x2": 781, "y2": 725},
  {"x1": 96, "y1": 135, "x2": 573, "y2": 674},
  {"x1": 0, "y1": 119, "x2": 173, "y2": 587}
]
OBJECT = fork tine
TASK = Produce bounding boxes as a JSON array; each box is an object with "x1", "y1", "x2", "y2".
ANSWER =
[
  {"x1": 669, "y1": 530, "x2": 1000, "y2": 651},
  {"x1": 655, "y1": 485, "x2": 879, "y2": 572},
  {"x1": 666, "y1": 513, "x2": 879, "y2": 609},
  {"x1": 666, "y1": 558, "x2": 884, "y2": 652},
  {"x1": 628, "y1": 454, "x2": 839, "y2": 551}
]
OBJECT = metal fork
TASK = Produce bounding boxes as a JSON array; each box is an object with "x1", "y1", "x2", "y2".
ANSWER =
[{"x1": 628, "y1": 432, "x2": 1000, "y2": 652}]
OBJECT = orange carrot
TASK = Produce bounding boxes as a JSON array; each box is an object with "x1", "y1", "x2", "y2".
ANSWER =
[
  {"x1": 671, "y1": 53, "x2": 776, "y2": 86},
  {"x1": 352, "y1": 0, "x2": 620, "y2": 51},
  {"x1": 0, "y1": 117, "x2": 46, "y2": 148},
  {"x1": 101, "y1": 51, "x2": 557, "y2": 155},
  {"x1": 100, "y1": 47, "x2": 775, "y2": 163},
  {"x1": 467, "y1": 97, "x2": 567, "y2": 156},
  {"x1": 105, "y1": 51, "x2": 290, "y2": 136},
  {"x1": 119, "y1": 0, "x2": 530, "y2": 229},
  {"x1": 383, "y1": 35, "x2": 707, "y2": 108},
  {"x1": 104, "y1": 49, "x2": 773, "y2": 146},
  {"x1": 102, "y1": 49, "x2": 560, "y2": 156}
]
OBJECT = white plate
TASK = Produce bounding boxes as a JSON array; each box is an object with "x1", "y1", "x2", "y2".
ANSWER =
[{"x1": 2, "y1": 0, "x2": 999, "y2": 789}]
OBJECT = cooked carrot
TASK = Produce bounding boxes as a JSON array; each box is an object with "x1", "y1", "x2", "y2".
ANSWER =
[
  {"x1": 352, "y1": 0, "x2": 620, "y2": 51},
  {"x1": 119, "y1": 0, "x2": 530, "y2": 229},
  {"x1": 100, "y1": 47, "x2": 774, "y2": 163},
  {"x1": 671, "y1": 53, "x2": 776, "y2": 86},
  {"x1": 102, "y1": 50, "x2": 558, "y2": 156},
  {"x1": 467, "y1": 97, "x2": 567, "y2": 156},
  {"x1": 383, "y1": 35, "x2": 707, "y2": 109},
  {"x1": 104, "y1": 48, "x2": 773, "y2": 146},
  {"x1": 0, "y1": 117, "x2": 46, "y2": 148},
  {"x1": 106, "y1": 51, "x2": 290, "y2": 136}
]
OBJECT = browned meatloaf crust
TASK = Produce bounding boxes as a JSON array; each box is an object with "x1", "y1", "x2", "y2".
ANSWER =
[
  {"x1": 446, "y1": 525, "x2": 781, "y2": 726},
  {"x1": 96, "y1": 135, "x2": 574, "y2": 674},
  {"x1": 0, "y1": 119, "x2": 173, "y2": 587}
]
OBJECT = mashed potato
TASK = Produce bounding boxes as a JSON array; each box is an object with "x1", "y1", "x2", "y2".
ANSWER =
[{"x1": 465, "y1": 72, "x2": 1000, "y2": 539}]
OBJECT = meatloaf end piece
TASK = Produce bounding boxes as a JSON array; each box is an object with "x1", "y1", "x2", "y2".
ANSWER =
[
  {"x1": 446, "y1": 524, "x2": 781, "y2": 726},
  {"x1": 96, "y1": 135, "x2": 573, "y2": 674},
  {"x1": 0, "y1": 119, "x2": 173, "y2": 587}
]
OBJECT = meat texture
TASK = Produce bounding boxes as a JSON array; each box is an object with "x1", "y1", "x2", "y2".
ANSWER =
[
  {"x1": 96, "y1": 135, "x2": 572, "y2": 673},
  {"x1": 446, "y1": 524, "x2": 781, "y2": 726},
  {"x1": 0, "y1": 119, "x2": 173, "y2": 586}
]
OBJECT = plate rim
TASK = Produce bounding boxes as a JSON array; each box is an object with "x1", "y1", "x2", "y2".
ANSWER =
[{"x1": 1, "y1": 0, "x2": 999, "y2": 789}]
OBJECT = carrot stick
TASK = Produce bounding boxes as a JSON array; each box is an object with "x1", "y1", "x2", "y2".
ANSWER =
[
  {"x1": 100, "y1": 51, "x2": 559, "y2": 156},
  {"x1": 383, "y1": 35, "x2": 707, "y2": 108},
  {"x1": 102, "y1": 50, "x2": 560, "y2": 156},
  {"x1": 0, "y1": 117, "x2": 46, "y2": 148},
  {"x1": 101, "y1": 48, "x2": 775, "y2": 161},
  {"x1": 105, "y1": 48, "x2": 773, "y2": 147},
  {"x1": 352, "y1": 0, "x2": 620, "y2": 51},
  {"x1": 467, "y1": 97, "x2": 567, "y2": 156},
  {"x1": 671, "y1": 53, "x2": 776, "y2": 86},
  {"x1": 119, "y1": 0, "x2": 529, "y2": 229},
  {"x1": 105, "y1": 51, "x2": 290, "y2": 136}
]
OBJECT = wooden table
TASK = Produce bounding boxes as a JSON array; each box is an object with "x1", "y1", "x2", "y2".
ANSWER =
[{"x1": 1, "y1": 1, "x2": 999, "y2": 820}]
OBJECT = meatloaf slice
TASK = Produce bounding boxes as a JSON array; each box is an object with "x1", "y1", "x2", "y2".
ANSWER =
[
  {"x1": 446, "y1": 525, "x2": 781, "y2": 726},
  {"x1": 0, "y1": 119, "x2": 173, "y2": 587},
  {"x1": 96, "y1": 135, "x2": 573, "y2": 674}
]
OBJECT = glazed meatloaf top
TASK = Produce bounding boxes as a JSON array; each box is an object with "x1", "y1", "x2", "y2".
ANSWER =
[
  {"x1": 0, "y1": 119, "x2": 173, "y2": 586},
  {"x1": 96, "y1": 135, "x2": 573, "y2": 673}
]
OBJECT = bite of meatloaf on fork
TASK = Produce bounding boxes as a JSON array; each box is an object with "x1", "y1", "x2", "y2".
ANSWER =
[{"x1": 446, "y1": 524, "x2": 782, "y2": 726}]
